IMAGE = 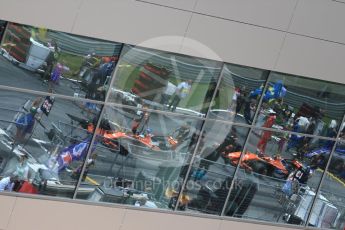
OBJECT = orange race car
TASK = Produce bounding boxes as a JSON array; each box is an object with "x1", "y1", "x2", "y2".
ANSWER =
[
  {"x1": 223, "y1": 151, "x2": 302, "y2": 179},
  {"x1": 66, "y1": 114, "x2": 178, "y2": 155}
]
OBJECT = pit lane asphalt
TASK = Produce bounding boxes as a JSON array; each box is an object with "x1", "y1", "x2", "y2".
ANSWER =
[{"x1": 0, "y1": 55, "x2": 78, "y2": 97}]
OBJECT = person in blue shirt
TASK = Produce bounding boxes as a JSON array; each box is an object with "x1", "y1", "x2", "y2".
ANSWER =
[
  {"x1": 0, "y1": 175, "x2": 18, "y2": 192},
  {"x1": 14, "y1": 106, "x2": 39, "y2": 144}
]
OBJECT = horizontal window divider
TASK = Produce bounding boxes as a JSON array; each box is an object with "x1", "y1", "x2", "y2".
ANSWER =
[
  {"x1": 103, "y1": 101, "x2": 209, "y2": 120},
  {"x1": 0, "y1": 84, "x2": 106, "y2": 106},
  {"x1": 250, "y1": 126, "x2": 338, "y2": 142}
]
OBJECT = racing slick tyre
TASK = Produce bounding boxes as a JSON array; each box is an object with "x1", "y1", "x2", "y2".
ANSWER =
[
  {"x1": 189, "y1": 186, "x2": 212, "y2": 211},
  {"x1": 101, "y1": 139, "x2": 121, "y2": 153},
  {"x1": 225, "y1": 179, "x2": 257, "y2": 217},
  {"x1": 251, "y1": 161, "x2": 268, "y2": 176},
  {"x1": 234, "y1": 181, "x2": 257, "y2": 216},
  {"x1": 272, "y1": 169, "x2": 288, "y2": 179}
]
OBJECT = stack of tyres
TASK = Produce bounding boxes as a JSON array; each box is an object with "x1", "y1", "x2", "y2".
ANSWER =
[
  {"x1": 2, "y1": 23, "x2": 31, "y2": 63},
  {"x1": 225, "y1": 179, "x2": 257, "y2": 217},
  {"x1": 189, "y1": 178, "x2": 257, "y2": 216},
  {"x1": 132, "y1": 63, "x2": 170, "y2": 101}
]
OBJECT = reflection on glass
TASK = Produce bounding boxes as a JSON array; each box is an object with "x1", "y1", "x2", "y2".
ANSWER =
[
  {"x1": 254, "y1": 72, "x2": 345, "y2": 137},
  {"x1": 224, "y1": 129, "x2": 335, "y2": 226},
  {"x1": 0, "y1": 22, "x2": 122, "y2": 100},
  {"x1": 178, "y1": 121, "x2": 249, "y2": 215},
  {"x1": 108, "y1": 45, "x2": 222, "y2": 117},
  {"x1": 0, "y1": 90, "x2": 100, "y2": 197},
  {"x1": 340, "y1": 123, "x2": 345, "y2": 140},
  {"x1": 76, "y1": 105, "x2": 204, "y2": 210},
  {"x1": 309, "y1": 146, "x2": 345, "y2": 229},
  {"x1": 209, "y1": 63, "x2": 269, "y2": 124},
  {"x1": 0, "y1": 19, "x2": 344, "y2": 229}
]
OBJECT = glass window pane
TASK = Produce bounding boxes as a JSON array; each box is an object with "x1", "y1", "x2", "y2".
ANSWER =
[
  {"x1": 224, "y1": 128, "x2": 335, "y2": 226},
  {"x1": 0, "y1": 89, "x2": 101, "y2": 198},
  {"x1": 177, "y1": 121, "x2": 249, "y2": 215},
  {"x1": 209, "y1": 63, "x2": 269, "y2": 124},
  {"x1": 254, "y1": 72, "x2": 345, "y2": 137},
  {"x1": 310, "y1": 144, "x2": 345, "y2": 229},
  {"x1": 75, "y1": 105, "x2": 204, "y2": 210},
  {"x1": 0, "y1": 22, "x2": 122, "y2": 101},
  {"x1": 108, "y1": 45, "x2": 222, "y2": 117}
]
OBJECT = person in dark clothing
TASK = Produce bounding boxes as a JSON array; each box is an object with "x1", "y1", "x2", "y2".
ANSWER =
[
  {"x1": 215, "y1": 129, "x2": 238, "y2": 156},
  {"x1": 174, "y1": 122, "x2": 191, "y2": 142},
  {"x1": 43, "y1": 52, "x2": 55, "y2": 80},
  {"x1": 43, "y1": 40, "x2": 59, "y2": 81},
  {"x1": 292, "y1": 166, "x2": 312, "y2": 185},
  {"x1": 0, "y1": 22, "x2": 6, "y2": 41},
  {"x1": 243, "y1": 98, "x2": 256, "y2": 124},
  {"x1": 188, "y1": 131, "x2": 206, "y2": 154},
  {"x1": 131, "y1": 108, "x2": 150, "y2": 135},
  {"x1": 71, "y1": 154, "x2": 97, "y2": 181},
  {"x1": 209, "y1": 128, "x2": 242, "y2": 165},
  {"x1": 236, "y1": 89, "x2": 246, "y2": 114},
  {"x1": 201, "y1": 82, "x2": 217, "y2": 114},
  {"x1": 85, "y1": 58, "x2": 116, "y2": 101}
]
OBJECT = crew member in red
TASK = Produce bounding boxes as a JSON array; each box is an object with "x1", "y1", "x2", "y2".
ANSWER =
[{"x1": 257, "y1": 109, "x2": 276, "y2": 154}]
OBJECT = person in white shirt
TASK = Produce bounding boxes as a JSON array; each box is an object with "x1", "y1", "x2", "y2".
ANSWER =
[
  {"x1": 168, "y1": 80, "x2": 192, "y2": 112},
  {"x1": 228, "y1": 88, "x2": 240, "y2": 112},
  {"x1": 133, "y1": 194, "x2": 158, "y2": 208},
  {"x1": 0, "y1": 176, "x2": 18, "y2": 191},
  {"x1": 14, "y1": 154, "x2": 30, "y2": 181},
  {"x1": 295, "y1": 116, "x2": 310, "y2": 132}
]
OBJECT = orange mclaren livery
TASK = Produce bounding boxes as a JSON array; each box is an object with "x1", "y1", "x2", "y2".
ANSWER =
[
  {"x1": 67, "y1": 113, "x2": 178, "y2": 154},
  {"x1": 223, "y1": 151, "x2": 302, "y2": 179}
]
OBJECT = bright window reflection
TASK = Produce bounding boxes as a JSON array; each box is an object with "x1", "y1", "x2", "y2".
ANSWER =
[
  {"x1": 108, "y1": 45, "x2": 222, "y2": 117},
  {"x1": 76, "y1": 105, "x2": 203, "y2": 209}
]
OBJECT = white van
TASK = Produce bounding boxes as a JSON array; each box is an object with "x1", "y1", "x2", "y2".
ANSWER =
[{"x1": 25, "y1": 38, "x2": 51, "y2": 70}]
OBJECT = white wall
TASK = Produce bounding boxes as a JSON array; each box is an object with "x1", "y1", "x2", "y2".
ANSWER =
[
  {"x1": 0, "y1": 195, "x2": 299, "y2": 230},
  {"x1": 0, "y1": 0, "x2": 345, "y2": 84}
]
